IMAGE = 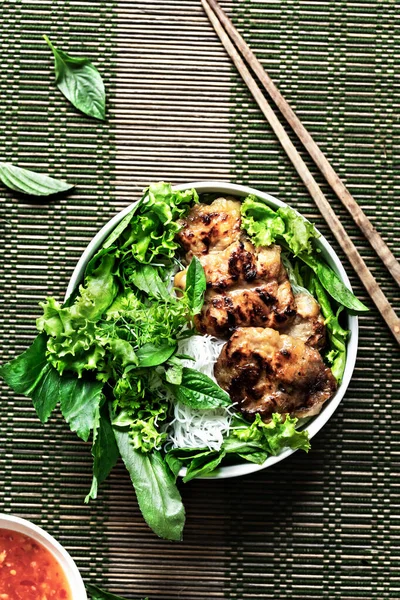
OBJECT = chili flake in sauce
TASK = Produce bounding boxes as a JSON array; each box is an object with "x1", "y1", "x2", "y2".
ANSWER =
[{"x1": 0, "y1": 528, "x2": 71, "y2": 600}]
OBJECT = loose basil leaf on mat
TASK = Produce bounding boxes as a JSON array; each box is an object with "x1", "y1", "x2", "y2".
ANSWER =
[
  {"x1": 136, "y1": 342, "x2": 177, "y2": 367},
  {"x1": 169, "y1": 367, "x2": 231, "y2": 409},
  {"x1": 85, "y1": 405, "x2": 119, "y2": 502},
  {"x1": 86, "y1": 584, "x2": 149, "y2": 600},
  {"x1": 44, "y1": 35, "x2": 106, "y2": 120},
  {"x1": 0, "y1": 162, "x2": 73, "y2": 197},
  {"x1": 185, "y1": 256, "x2": 207, "y2": 315},
  {"x1": 113, "y1": 424, "x2": 185, "y2": 541}
]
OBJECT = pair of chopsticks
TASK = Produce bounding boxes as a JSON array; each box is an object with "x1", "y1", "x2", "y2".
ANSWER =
[{"x1": 202, "y1": 0, "x2": 400, "y2": 345}]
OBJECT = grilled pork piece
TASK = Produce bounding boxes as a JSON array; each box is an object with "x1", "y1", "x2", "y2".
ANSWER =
[
  {"x1": 175, "y1": 198, "x2": 296, "y2": 337},
  {"x1": 177, "y1": 197, "x2": 242, "y2": 257},
  {"x1": 215, "y1": 327, "x2": 336, "y2": 421},
  {"x1": 283, "y1": 292, "x2": 326, "y2": 349}
]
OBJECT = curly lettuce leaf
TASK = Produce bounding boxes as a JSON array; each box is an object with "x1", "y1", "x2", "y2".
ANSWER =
[
  {"x1": 241, "y1": 194, "x2": 368, "y2": 316},
  {"x1": 120, "y1": 182, "x2": 198, "y2": 264},
  {"x1": 36, "y1": 254, "x2": 119, "y2": 377},
  {"x1": 230, "y1": 413, "x2": 310, "y2": 455},
  {"x1": 166, "y1": 413, "x2": 310, "y2": 480},
  {"x1": 240, "y1": 195, "x2": 285, "y2": 247},
  {"x1": 241, "y1": 195, "x2": 317, "y2": 255}
]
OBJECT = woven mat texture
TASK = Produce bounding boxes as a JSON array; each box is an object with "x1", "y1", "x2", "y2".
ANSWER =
[{"x1": 0, "y1": 1, "x2": 399, "y2": 599}]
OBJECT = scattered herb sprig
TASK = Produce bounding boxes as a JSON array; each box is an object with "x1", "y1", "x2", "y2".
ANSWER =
[
  {"x1": 0, "y1": 162, "x2": 73, "y2": 196},
  {"x1": 44, "y1": 35, "x2": 106, "y2": 120}
]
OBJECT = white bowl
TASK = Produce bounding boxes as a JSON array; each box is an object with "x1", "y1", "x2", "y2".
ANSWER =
[
  {"x1": 0, "y1": 514, "x2": 87, "y2": 599},
  {"x1": 66, "y1": 181, "x2": 358, "y2": 480}
]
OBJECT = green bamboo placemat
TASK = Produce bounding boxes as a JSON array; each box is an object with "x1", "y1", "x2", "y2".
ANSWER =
[{"x1": 0, "y1": 1, "x2": 399, "y2": 599}]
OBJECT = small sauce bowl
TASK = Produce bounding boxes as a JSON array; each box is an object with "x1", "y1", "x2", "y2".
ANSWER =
[{"x1": 0, "y1": 514, "x2": 87, "y2": 599}]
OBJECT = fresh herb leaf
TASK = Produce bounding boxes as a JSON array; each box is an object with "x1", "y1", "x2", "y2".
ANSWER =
[
  {"x1": 185, "y1": 256, "x2": 206, "y2": 315},
  {"x1": 240, "y1": 194, "x2": 367, "y2": 313},
  {"x1": 85, "y1": 404, "x2": 119, "y2": 502},
  {"x1": 0, "y1": 162, "x2": 73, "y2": 197},
  {"x1": 113, "y1": 425, "x2": 185, "y2": 541},
  {"x1": 183, "y1": 451, "x2": 226, "y2": 482},
  {"x1": 165, "y1": 453, "x2": 184, "y2": 479},
  {"x1": 313, "y1": 275, "x2": 349, "y2": 383},
  {"x1": 169, "y1": 367, "x2": 231, "y2": 410},
  {"x1": 130, "y1": 264, "x2": 170, "y2": 300},
  {"x1": 30, "y1": 365, "x2": 61, "y2": 424},
  {"x1": 236, "y1": 450, "x2": 269, "y2": 464},
  {"x1": 59, "y1": 375, "x2": 103, "y2": 442},
  {"x1": 166, "y1": 413, "x2": 310, "y2": 480},
  {"x1": 86, "y1": 584, "x2": 148, "y2": 600},
  {"x1": 44, "y1": 35, "x2": 105, "y2": 120},
  {"x1": 315, "y1": 259, "x2": 368, "y2": 312},
  {"x1": 0, "y1": 334, "x2": 59, "y2": 423},
  {"x1": 0, "y1": 334, "x2": 48, "y2": 396},
  {"x1": 117, "y1": 182, "x2": 197, "y2": 264},
  {"x1": 231, "y1": 413, "x2": 310, "y2": 455},
  {"x1": 300, "y1": 253, "x2": 368, "y2": 312},
  {"x1": 240, "y1": 195, "x2": 285, "y2": 247},
  {"x1": 241, "y1": 195, "x2": 317, "y2": 254},
  {"x1": 137, "y1": 342, "x2": 177, "y2": 367}
]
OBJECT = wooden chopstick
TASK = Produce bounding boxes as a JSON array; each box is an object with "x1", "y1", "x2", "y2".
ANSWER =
[
  {"x1": 206, "y1": 0, "x2": 400, "y2": 290},
  {"x1": 202, "y1": 0, "x2": 400, "y2": 345}
]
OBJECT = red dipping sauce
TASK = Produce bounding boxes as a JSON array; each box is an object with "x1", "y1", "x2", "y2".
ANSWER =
[{"x1": 0, "y1": 528, "x2": 72, "y2": 600}]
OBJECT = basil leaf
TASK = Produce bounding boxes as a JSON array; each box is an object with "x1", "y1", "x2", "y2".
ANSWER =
[
  {"x1": 185, "y1": 256, "x2": 206, "y2": 315},
  {"x1": 113, "y1": 425, "x2": 185, "y2": 541},
  {"x1": 86, "y1": 584, "x2": 146, "y2": 600},
  {"x1": 130, "y1": 264, "x2": 170, "y2": 300},
  {"x1": 236, "y1": 451, "x2": 269, "y2": 464},
  {"x1": 183, "y1": 451, "x2": 226, "y2": 483},
  {"x1": 85, "y1": 405, "x2": 119, "y2": 502},
  {"x1": 137, "y1": 342, "x2": 176, "y2": 367},
  {"x1": 44, "y1": 35, "x2": 105, "y2": 120},
  {"x1": 316, "y1": 260, "x2": 368, "y2": 312},
  {"x1": 0, "y1": 334, "x2": 59, "y2": 422},
  {"x1": 169, "y1": 367, "x2": 231, "y2": 409},
  {"x1": 300, "y1": 253, "x2": 368, "y2": 312},
  {"x1": 30, "y1": 364, "x2": 61, "y2": 423},
  {"x1": 59, "y1": 375, "x2": 103, "y2": 442},
  {"x1": 165, "y1": 453, "x2": 184, "y2": 479},
  {"x1": 0, "y1": 162, "x2": 73, "y2": 197}
]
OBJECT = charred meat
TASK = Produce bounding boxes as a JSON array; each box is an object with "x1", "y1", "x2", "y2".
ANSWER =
[
  {"x1": 215, "y1": 327, "x2": 336, "y2": 421},
  {"x1": 282, "y1": 291, "x2": 326, "y2": 349},
  {"x1": 175, "y1": 198, "x2": 297, "y2": 337}
]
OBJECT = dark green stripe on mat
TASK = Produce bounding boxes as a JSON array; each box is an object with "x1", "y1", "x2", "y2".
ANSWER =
[{"x1": 0, "y1": 0, "x2": 116, "y2": 589}]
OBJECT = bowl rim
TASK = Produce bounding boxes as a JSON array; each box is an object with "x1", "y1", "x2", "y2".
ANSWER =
[
  {"x1": 0, "y1": 513, "x2": 87, "y2": 599},
  {"x1": 65, "y1": 181, "x2": 358, "y2": 480}
]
